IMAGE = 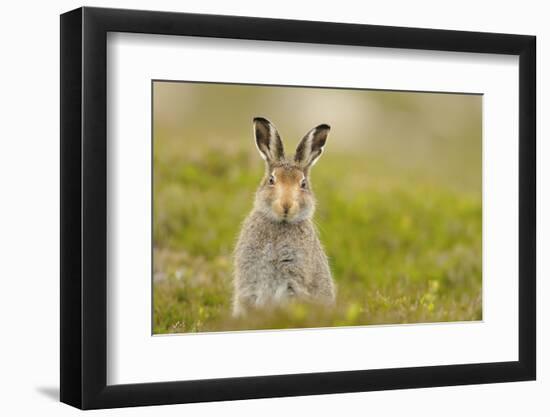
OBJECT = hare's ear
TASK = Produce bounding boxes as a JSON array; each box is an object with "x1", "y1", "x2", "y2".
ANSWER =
[
  {"x1": 295, "y1": 124, "x2": 330, "y2": 169},
  {"x1": 253, "y1": 117, "x2": 285, "y2": 164}
]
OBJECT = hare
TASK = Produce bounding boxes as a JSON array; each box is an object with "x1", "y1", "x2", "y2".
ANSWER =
[{"x1": 232, "y1": 117, "x2": 336, "y2": 316}]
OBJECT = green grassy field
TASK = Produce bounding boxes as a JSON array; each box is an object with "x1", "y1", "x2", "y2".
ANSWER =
[
  {"x1": 153, "y1": 83, "x2": 482, "y2": 334},
  {"x1": 153, "y1": 140, "x2": 482, "y2": 334}
]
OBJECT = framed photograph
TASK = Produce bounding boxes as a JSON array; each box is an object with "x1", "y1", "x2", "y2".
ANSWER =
[{"x1": 60, "y1": 6, "x2": 536, "y2": 409}]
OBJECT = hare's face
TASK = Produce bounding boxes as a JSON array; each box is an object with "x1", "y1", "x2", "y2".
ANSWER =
[
  {"x1": 252, "y1": 117, "x2": 330, "y2": 223},
  {"x1": 256, "y1": 164, "x2": 315, "y2": 223}
]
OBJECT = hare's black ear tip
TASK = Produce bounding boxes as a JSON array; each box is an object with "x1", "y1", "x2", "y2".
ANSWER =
[
  {"x1": 253, "y1": 117, "x2": 271, "y2": 125},
  {"x1": 317, "y1": 123, "x2": 331, "y2": 131}
]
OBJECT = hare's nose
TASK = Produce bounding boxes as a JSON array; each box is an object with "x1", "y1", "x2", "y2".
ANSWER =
[{"x1": 282, "y1": 203, "x2": 291, "y2": 215}]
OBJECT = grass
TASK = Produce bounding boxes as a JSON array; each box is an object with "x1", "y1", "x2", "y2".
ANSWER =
[{"x1": 153, "y1": 140, "x2": 482, "y2": 334}]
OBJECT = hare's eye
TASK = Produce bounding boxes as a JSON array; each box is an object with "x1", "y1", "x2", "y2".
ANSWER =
[
  {"x1": 300, "y1": 179, "x2": 307, "y2": 189},
  {"x1": 268, "y1": 175, "x2": 275, "y2": 185}
]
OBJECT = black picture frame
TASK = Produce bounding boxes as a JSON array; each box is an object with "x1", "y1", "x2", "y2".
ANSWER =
[{"x1": 60, "y1": 6, "x2": 536, "y2": 410}]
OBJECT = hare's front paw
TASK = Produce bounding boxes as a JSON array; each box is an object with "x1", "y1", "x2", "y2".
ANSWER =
[
  {"x1": 286, "y1": 283, "x2": 296, "y2": 297},
  {"x1": 232, "y1": 293, "x2": 258, "y2": 317},
  {"x1": 285, "y1": 281, "x2": 311, "y2": 301}
]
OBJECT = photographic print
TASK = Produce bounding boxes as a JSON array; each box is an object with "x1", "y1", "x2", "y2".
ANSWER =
[
  {"x1": 152, "y1": 81, "x2": 482, "y2": 334},
  {"x1": 61, "y1": 8, "x2": 536, "y2": 407}
]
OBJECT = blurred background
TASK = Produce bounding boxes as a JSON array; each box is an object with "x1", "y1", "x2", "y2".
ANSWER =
[{"x1": 153, "y1": 81, "x2": 482, "y2": 333}]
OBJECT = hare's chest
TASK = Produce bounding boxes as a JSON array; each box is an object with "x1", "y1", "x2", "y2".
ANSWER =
[
  {"x1": 258, "y1": 236, "x2": 308, "y2": 276},
  {"x1": 252, "y1": 240, "x2": 306, "y2": 301}
]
